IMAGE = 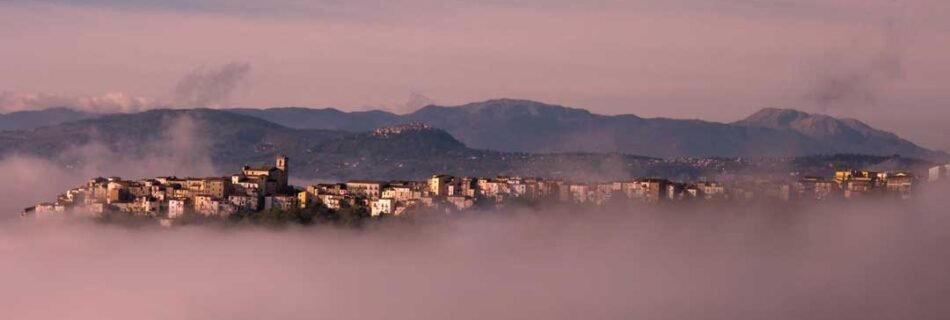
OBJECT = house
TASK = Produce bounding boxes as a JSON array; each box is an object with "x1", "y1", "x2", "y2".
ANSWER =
[
  {"x1": 382, "y1": 185, "x2": 420, "y2": 202},
  {"x1": 346, "y1": 180, "x2": 387, "y2": 198},
  {"x1": 446, "y1": 196, "x2": 474, "y2": 211},
  {"x1": 229, "y1": 195, "x2": 260, "y2": 211},
  {"x1": 168, "y1": 199, "x2": 187, "y2": 218},
  {"x1": 370, "y1": 198, "x2": 395, "y2": 216},
  {"x1": 428, "y1": 175, "x2": 453, "y2": 196},
  {"x1": 697, "y1": 181, "x2": 726, "y2": 200},
  {"x1": 241, "y1": 155, "x2": 289, "y2": 195},
  {"x1": 929, "y1": 165, "x2": 950, "y2": 182},
  {"x1": 265, "y1": 195, "x2": 297, "y2": 211}
]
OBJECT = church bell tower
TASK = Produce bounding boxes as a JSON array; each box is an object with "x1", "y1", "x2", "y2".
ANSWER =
[{"x1": 276, "y1": 155, "x2": 289, "y2": 191}]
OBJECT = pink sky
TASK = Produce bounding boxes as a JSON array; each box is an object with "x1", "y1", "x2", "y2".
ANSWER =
[{"x1": 1, "y1": 0, "x2": 948, "y2": 150}]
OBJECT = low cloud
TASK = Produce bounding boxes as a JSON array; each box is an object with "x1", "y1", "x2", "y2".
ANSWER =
[
  {"x1": 0, "y1": 62, "x2": 252, "y2": 113},
  {"x1": 173, "y1": 62, "x2": 251, "y2": 108},
  {"x1": 0, "y1": 91, "x2": 156, "y2": 113},
  {"x1": 1, "y1": 189, "x2": 949, "y2": 319},
  {"x1": 0, "y1": 114, "x2": 216, "y2": 217},
  {"x1": 803, "y1": 22, "x2": 904, "y2": 110}
]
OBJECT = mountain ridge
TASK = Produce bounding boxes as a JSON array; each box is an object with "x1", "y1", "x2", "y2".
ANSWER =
[
  {"x1": 221, "y1": 99, "x2": 938, "y2": 158},
  {"x1": 735, "y1": 108, "x2": 933, "y2": 157},
  {"x1": 0, "y1": 99, "x2": 940, "y2": 159},
  {"x1": 0, "y1": 108, "x2": 936, "y2": 181}
]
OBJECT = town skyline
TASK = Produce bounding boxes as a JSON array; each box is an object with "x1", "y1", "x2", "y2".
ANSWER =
[{"x1": 27, "y1": 154, "x2": 945, "y2": 227}]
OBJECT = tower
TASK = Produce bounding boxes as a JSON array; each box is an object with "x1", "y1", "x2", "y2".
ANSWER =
[
  {"x1": 276, "y1": 155, "x2": 289, "y2": 191},
  {"x1": 276, "y1": 155, "x2": 288, "y2": 172}
]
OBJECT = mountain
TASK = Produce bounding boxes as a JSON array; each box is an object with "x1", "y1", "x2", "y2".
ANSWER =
[
  {"x1": 402, "y1": 99, "x2": 834, "y2": 157},
  {"x1": 220, "y1": 99, "x2": 939, "y2": 158},
  {"x1": 4, "y1": 99, "x2": 939, "y2": 160},
  {"x1": 0, "y1": 109, "x2": 347, "y2": 167},
  {"x1": 0, "y1": 108, "x2": 933, "y2": 181},
  {"x1": 0, "y1": 107, "x2": 99, "y2": 131},
  {"x1": 735, "y1": 108, "x2": 934, "y2": 158}
]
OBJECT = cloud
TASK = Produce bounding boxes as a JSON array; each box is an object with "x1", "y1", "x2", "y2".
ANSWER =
[
  {"x1": 396, "y1": 91, "x2": 436, "y2": 114},
  {"x1": 0, "y1": 91, "x2": 156, "y2": 113},
  {"x1": 1, "y1": 189, "x2": 950, "y2": 319},
  {"x1": 802, "y1": 22, "x2": 905, "y2": 110},
  {"x1": 54, "y1": 114, "x2": 217, "y2": 178},
  {"x1": 0, "y1": 62, "x2": 252, "y2": 112},
  {"x1": 0, "y1": 113, "x2": 216, "y2": 217},
  {"x1": 173, "y1": 62, "x2": 251, "y2": 108}
]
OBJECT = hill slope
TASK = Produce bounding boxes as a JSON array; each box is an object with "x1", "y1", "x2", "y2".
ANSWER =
[
  {"x1": 0, "y1": 107, "x2": 99, "y2": 131},
  {"x1": 227, "y1": 107, "x2": 400, "y2": 132}
]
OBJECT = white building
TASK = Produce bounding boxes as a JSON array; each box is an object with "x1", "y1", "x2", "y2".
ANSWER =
[
  {"x1": 370, "y1": 198, "x2": 395, "y2": 216},
  {"x1": 346, "y1": 181, "x2": 387, "y2": 198},
  {"x1": 929, "y1": 164, "x2": 950, "y2": 182},
  {"x1": 382, "y1": 186, "x2": 419, "y2": 202},
  {"x1": 168, "y1": 199, "x2": 187, "y2": 218},
  {"x1": 229, "y1": 195, "x2": 260, "y2": 211}
]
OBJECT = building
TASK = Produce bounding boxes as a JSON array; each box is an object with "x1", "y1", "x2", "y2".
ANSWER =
[
  {"x1": 633, "y1": 179, "x2": 670, "y2": 203},
  {"x1": 568, "y1": 183, "x2": 591, "y2": 203},
  {"x1": 346, "y1": 180, "x2": 387, "y2": 198},
  {"x1": 265, "y1": 195, "x2": 297, "y2": 211},
  {"x1": 796, "y1": 177, "x2": 839, "y2": 200},
  {"x1": 697, "y1": 181, "x2": 726, "y2": 200},
  {"x1": 930, "y1": 164, "x2": 950, "y2": 182},
  {"x1": 201, "y1": 178, "x2": 232, "y2": 198},
  {"x1": 297, "y1": 191, "x2": 314, "y2": 209},
  {"x1": 429, "y1": 175, "x2": 453, "y2": 196},
  {"x1": 241, "y1": 155, "x2": 289, "y2": 195},
  {"x1": 370, "y1": 198, "x2": 395, "y2": 216},
  {"x1": 446, "y1": 196, "x2": 475, "y2": 211},
  {"x1": 318, "y1": 194, "x2": 347, "y2": 210},
  {"x1": 168, "y1": 199, "x2": 187, "y2": 218},
  {"x1": 382, "y1": 185, "x2": 420, "y2": 202},
  {"x1": 229, "y1": 195, "x2": 261, "y2": 211},
  {"x1": 884, "y1": 173, "x2": 914, "y2": 199}
]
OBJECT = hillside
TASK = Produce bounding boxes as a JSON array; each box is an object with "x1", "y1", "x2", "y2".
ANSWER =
[
  {"x1": 0, "y1": 107, "x2": 99, "y2": 131},
  {"x1": 0, "y1": 109, "x2": 347, "y2": 169},
  {"x1": 227, "y1": 107, "x2": 400, "y2": 132}
]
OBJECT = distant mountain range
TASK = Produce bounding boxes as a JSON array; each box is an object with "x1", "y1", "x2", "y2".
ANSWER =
[
  {"x1": 0, "y1": 102, "x2": 939, "y2": 181},
  {"x1": 229, "y1": 99, "x2": 940, "y2": 159},
  {"x1": 0, "y1": 99, "x2": 943, "y2": 170}
]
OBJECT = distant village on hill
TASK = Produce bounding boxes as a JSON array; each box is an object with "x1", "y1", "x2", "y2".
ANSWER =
[{"x1": 24, "y1": 153, "x2": 950, "y2": 226}]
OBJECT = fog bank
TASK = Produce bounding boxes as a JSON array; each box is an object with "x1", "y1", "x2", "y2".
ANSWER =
[{"x1": 2, "y1": 189, "x2": 949, "y2": 319}]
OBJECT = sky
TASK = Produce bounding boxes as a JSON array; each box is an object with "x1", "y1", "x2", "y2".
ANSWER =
[{"x1": 1, "y1": 0, "x2": 949, "y2": 150}]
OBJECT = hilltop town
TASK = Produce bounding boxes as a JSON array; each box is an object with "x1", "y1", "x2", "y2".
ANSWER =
[{"x1": 24, "y1": 154, "x2": 950, "y2": 226}]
